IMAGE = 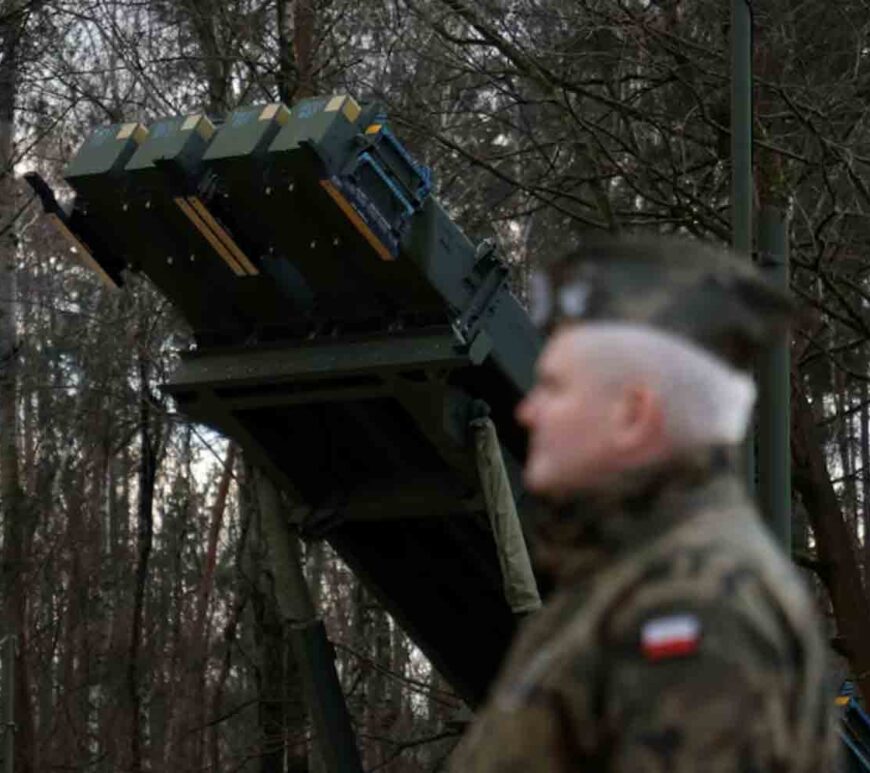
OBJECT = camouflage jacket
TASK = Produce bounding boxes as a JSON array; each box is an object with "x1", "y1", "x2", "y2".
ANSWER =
[{"x1": 449, "y1": 450, "x2": 835, "y2": 772}]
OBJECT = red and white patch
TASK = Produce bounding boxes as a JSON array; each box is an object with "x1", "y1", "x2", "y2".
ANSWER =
[{"x1": 641, "y1": 614, "x2": 701, "y2": 661}]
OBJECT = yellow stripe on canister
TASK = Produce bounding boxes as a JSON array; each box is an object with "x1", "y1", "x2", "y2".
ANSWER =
[
  {"x1": 174, "y1": 197, "x2": 246, "y2": 276},
  {"x1": 47, "y1": 214, "x2": 119, "y2": 289},
  {"x1": 319, "y1": 179, "x2": 394, "y2": 262},
  {"x1": 186, "y1": 197, "x2": 259, "y2": 276}
]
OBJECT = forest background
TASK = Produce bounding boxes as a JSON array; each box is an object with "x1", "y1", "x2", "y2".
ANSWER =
[{"x1": 0, "y1": 0, "x2": 868, "y2": 771}]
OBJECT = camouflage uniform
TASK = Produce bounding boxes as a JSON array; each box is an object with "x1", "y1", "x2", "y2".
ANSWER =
[
  {"x1": 449, "y1": 449, "x2": 835, "y2": 771},
  {"x1": 450, "y1": 236, "x2": 835, "y2": 772}
]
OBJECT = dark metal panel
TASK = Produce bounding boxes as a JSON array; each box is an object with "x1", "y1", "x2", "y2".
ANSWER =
[
  {"x1": 328, "y1": 516, "x2": 517, "y2": 707},
  {"x1": 401, "y1": 197, "x2": 477, "y2": 308},
  {"x1": 480, "y1": 290, "x2": 542, "y2": 394},
  {"x1": 166, "y1": 331, "x2": 468, "y2": 391}
]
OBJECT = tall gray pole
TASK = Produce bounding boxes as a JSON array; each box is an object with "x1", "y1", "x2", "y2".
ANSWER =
[
  {"x1": 732, "y1": 0, "x2": 755, "y2": 492},
  {"x1": 254, "y1": 470, "x2": 364, "y2": 773},
  {"x1": 758, "y1": 208, "x2": 791, "y2": 550}
]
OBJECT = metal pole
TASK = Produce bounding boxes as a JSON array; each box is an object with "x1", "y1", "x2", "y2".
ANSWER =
[
  {"x1": 731, "y1": 0, "x2": 755, "y2": 492},
  {"x1": 254, "y1": 470, "x2": 363, "y2": 773},
  {"x1": 758, "y1": 207, "x2": 791, "y2": 550}
]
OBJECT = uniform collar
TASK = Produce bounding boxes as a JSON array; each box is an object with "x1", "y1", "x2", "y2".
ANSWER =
[{"x1": 533, "y1": 445, "x2": 743, "y2": 586}]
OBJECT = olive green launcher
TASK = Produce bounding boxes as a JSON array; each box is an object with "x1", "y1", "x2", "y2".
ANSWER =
[{"x1": 28, "y1": 94, "x2": 543, "y2": 707}]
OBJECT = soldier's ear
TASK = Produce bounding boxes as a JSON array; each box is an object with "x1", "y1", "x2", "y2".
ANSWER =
[{"x1": 611, "y1": 384, "x2": 665, "y2": 455}]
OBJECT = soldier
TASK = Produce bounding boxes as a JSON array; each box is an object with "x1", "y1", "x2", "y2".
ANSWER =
[{"x1": 449, "y1": 235, "x2": 835, "y2": 772}]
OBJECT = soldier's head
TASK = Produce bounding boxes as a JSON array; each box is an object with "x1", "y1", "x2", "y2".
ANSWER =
[{"x1": 515, "y1": 234, "x2": 792, "y2": 500}]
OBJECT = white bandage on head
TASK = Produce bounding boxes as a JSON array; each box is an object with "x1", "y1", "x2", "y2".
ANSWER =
[{"x1": 570, "y1": 322, "x2": 757, "y2": 447}]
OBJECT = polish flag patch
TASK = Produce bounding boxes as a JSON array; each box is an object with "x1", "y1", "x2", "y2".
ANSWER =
[{"x1": 641, "y1": 614, "x2": 701, "y2": 661}]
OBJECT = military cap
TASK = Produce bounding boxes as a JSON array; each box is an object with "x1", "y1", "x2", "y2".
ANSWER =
[{"x1": 528, "y1": 233, "x2": 793, "y2": 370}]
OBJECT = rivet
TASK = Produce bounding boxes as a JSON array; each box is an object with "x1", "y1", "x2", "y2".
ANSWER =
[
  {"x1": 310, "y1": 240, "x2": 316, "y2": 249},
  {"x1": 265, "y1": 186, "x2": 272, "y2": 195},
  {"x1": 288, "y1": 182, "x2": 295, "y2": 192}
]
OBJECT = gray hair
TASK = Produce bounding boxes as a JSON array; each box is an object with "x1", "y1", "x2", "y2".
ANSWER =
[{"x1": 570, "y1": 323, "x2": 757, "y2": 448}]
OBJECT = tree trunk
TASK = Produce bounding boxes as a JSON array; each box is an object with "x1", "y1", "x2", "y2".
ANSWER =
[
  {"x1": 0, "y1": 4, "x2": 33, "y2": 769},
  {"x1": 277, "y1": 0, "x2": 317, "y2": 103},
  {"x1": 210, "y1": 461, "x2": 255, "y2": 773},
  {"x1": 368, "y1": 608, "x2": 391, "y2": 768},
  {"x1": 57, "y1": 480, "x2": 86, "y2": 766},
  {"x1": 792, "y1": 378, "x2": 870, "y2": 701},
  {"x1": 276, "y1": 0, "x2": 294, "y2": 104},
  {"x1": 160, "y1": 468, "x2": 192, "y2": 771},
  {"x1": 834, "y1": 369, "x2": 857, "y2": 531},
  {"x1": 127, "y1": 352, "x2": 157, "y2": 773},
  {"x1": 181, "y1": 0, "x2": 230, "y2": 114},
  {"x1": 176, "y1": 441, "x2": 237, "y2": 770},
  {"x1": 390, "y1": 621, "x2": 410, "y2": 733},
  {"x1": 305, "y1": 540, "x2": 326, "y2": 773},
  {"x1": 861, "y1": 380, "x2": 870, "y2": 583},
  {"x1": 193, "y1": 443, "x2": 236, "y2": 648}
]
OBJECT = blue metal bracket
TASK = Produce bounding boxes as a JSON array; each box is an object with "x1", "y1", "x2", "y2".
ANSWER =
[
  {"x1": 357, "y1": 152, "x2": 416, "y2": 219},
  {"x1": 326, "y1": 117, "x2": 433, "y2": 260}
]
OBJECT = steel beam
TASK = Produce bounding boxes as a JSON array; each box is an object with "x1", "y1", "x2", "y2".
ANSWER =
[
  {"x1": 255, "y1": 471, "x2": 363, "y2": 773},
  {"x1": 166, "y1": 331, "x2": 468, "y2": 393},
  {"x1": 732, "y1": 0, "x2": 755, "y2": 492}
]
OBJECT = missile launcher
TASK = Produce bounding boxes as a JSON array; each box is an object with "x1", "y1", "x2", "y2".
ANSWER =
[{"x1": 29, "y1": 95, "x2": 543, "y2": 705}]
